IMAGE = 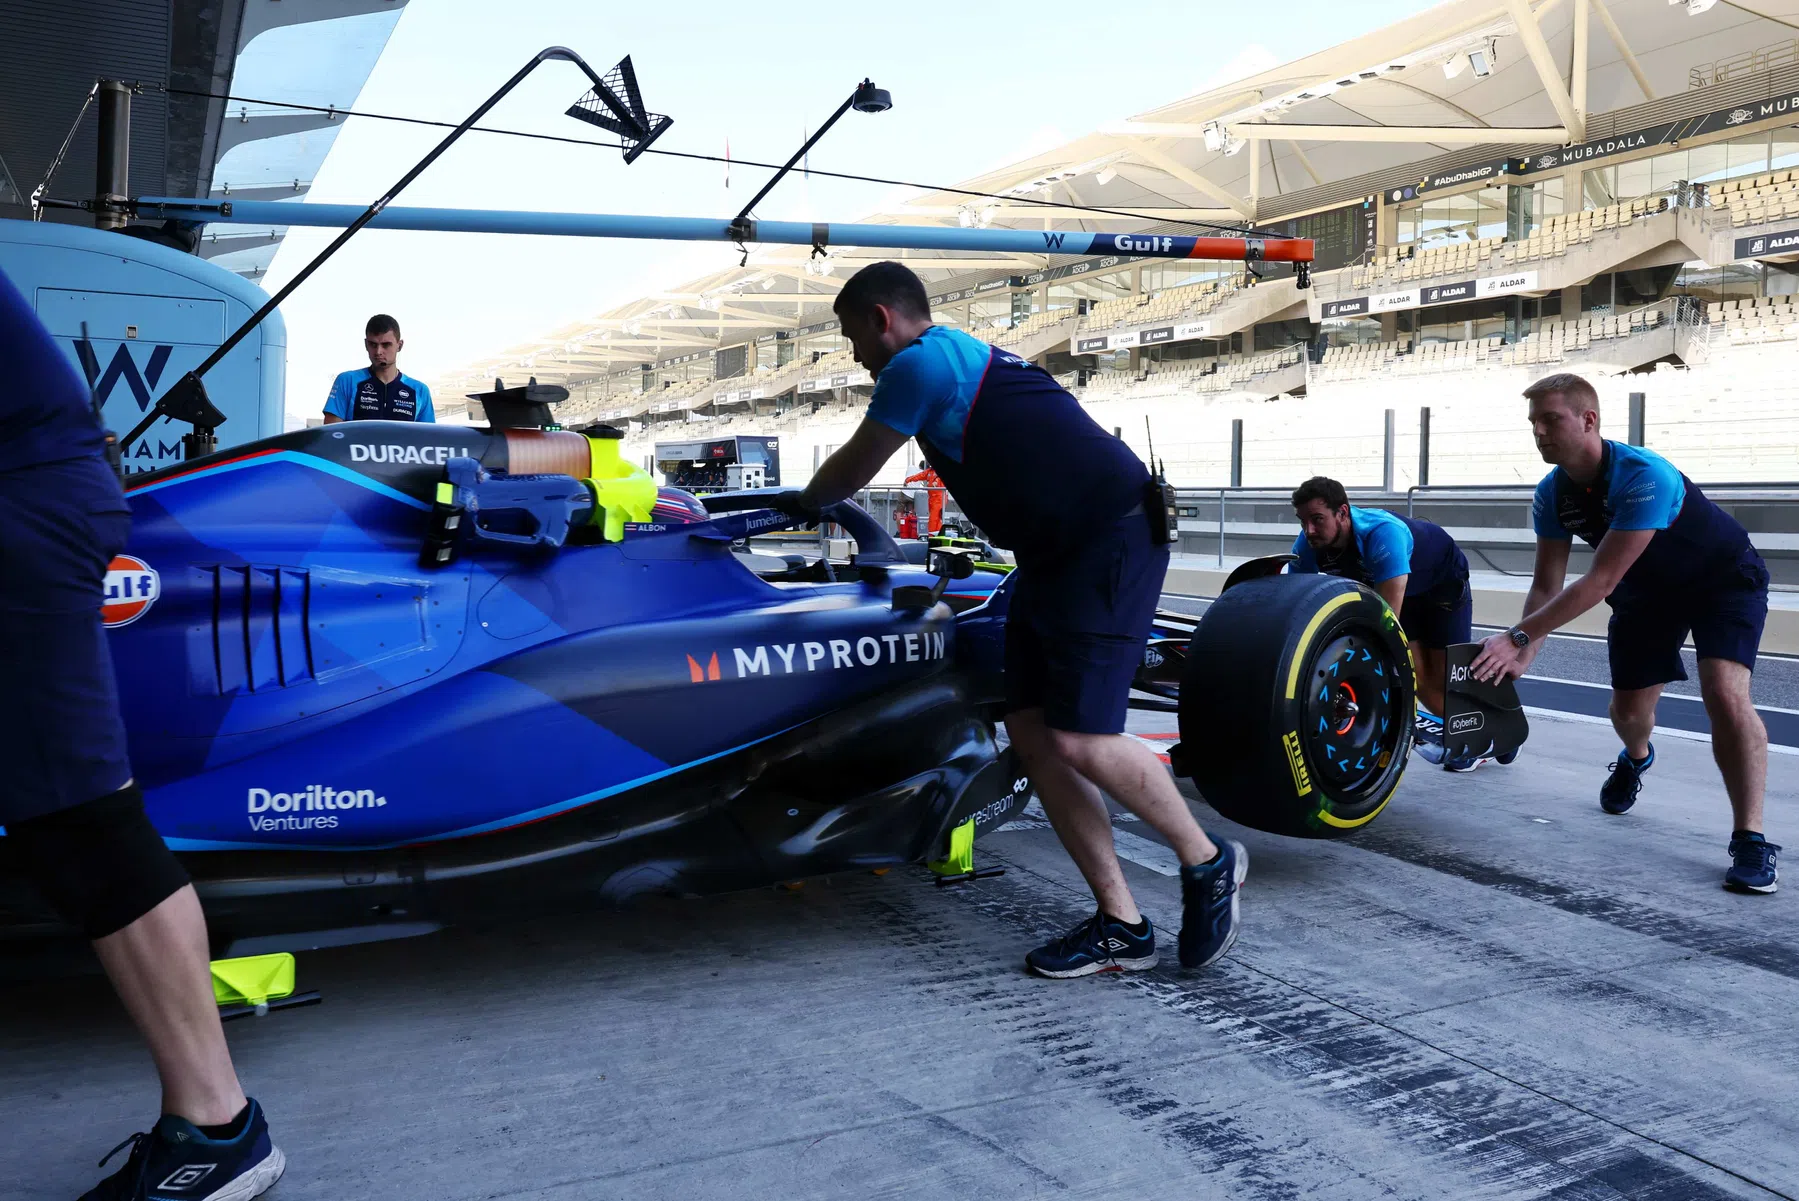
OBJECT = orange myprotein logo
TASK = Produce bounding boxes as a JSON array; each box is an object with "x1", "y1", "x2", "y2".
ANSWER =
[
  {"x1": 102, "y1": 555, "x2": 161, "y2": 628},
  {"x1": 686, "y1": 652, "x2": 721, "y2": 682}
]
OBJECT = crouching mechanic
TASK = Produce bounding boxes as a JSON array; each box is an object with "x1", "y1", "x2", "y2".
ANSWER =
[
  {"x1": 1288, "y1": 477, "x2": 1489, "y2": 770},
  {"x1": 787, "y1": 261, "x2": 1246, "y2": 979},
  {"x1": 0, "y1": 267, "x2": 285, "y2": 1199},
  {"x1": 1472, "y1": 372, "x2": 1777, "y2": 893}
]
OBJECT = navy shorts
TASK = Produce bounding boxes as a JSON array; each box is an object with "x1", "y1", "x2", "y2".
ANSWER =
[
  {"x1": 1004, "y1": 508, "x2": 1168, "y2": 735},
  {"x1": 0, "y1": 457, "x2": 135, "y2": 826},
  {"x1": 1606, "y1": 548, "x2": 1770, "y2": 692},
  {"x1": 1398, "y1": 553, "x2": 1473, "y2": 650}
]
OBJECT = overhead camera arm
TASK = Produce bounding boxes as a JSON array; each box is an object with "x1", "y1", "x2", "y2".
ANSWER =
[
  {"x1": 725, "y1": 79, "x2": 890, "y2": 250},
  {"x1": 124, "y1": 46, "x2": 670, "y2": 456}
]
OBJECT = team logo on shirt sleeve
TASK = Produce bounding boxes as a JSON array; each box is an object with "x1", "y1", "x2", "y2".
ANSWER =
[{"x1": 102, "y1": 555, "x2": 160, "y2": 627}]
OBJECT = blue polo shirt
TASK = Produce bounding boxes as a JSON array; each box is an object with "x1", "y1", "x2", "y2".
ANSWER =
[
  {"x1": 1532, "y1": 440, "x2": 1750, "y2": 595},
  {"x1": 325, "y1": 369, "x2": 435, "y2": 422},
  {"x1": 866, "y1": 325, "x2": 1146, "y2": 559},
  {"x1": 0, "y1": 265, "x2": 107, "y2": 472},
  {"x1": 1291, "y1": 506, "x2": 1461, "y2": 596}
]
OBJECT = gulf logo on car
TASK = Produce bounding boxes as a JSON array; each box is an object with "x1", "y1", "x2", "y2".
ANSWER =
[{"x1": 102, "y1": 555, "x2": 160, "y2": 628}]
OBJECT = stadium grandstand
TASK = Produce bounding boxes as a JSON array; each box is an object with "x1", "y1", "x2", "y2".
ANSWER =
[{"x1": 433, "y1": 0, "x2": 1799, "y2": 496}]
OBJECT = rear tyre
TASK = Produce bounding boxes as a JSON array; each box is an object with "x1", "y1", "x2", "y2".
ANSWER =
[{"x1": 1178, "y1": 574, "x2": 1413, "y2": 838}]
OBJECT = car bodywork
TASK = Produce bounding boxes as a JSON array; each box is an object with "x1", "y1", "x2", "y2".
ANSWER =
[{"x1": 0, "y1": 422, "x2": 1034, "y2": 944}]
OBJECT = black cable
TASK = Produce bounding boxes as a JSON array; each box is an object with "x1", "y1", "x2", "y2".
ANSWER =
[{"x1": 157, "y1": 83, "x2": 1291, "y2": 238}]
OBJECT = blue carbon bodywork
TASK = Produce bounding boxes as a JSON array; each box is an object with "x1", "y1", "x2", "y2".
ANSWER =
[{"x1": 110, "y1": 426, "x2": 973, "y2": 854}]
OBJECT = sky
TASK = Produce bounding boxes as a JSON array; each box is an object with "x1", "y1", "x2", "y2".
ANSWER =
[{"x1": 266, "y1": 0, "x2": 1444, "y2": 424}]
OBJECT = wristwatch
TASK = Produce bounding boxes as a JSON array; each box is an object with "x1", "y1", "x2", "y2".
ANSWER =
[{"x1": 1505, "y1": 626, "x2": 1531, "y2": 649}]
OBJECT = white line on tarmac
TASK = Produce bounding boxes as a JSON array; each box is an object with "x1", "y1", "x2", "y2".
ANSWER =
[
  {"x1": 1530, "y1": 674, "x2": 1799, "y2": 716},
  {"x1": 1523, "y1": 705, "x2": 1799, "y2": 756},
  {"x1": 997, "y1": 801, "x2": 1181, "y2": 875},
  {"x1": 1109, "y1": 828, "x2": 1183, "y2": 875}
]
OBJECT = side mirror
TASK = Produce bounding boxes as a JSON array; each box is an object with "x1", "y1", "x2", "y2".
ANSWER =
[
  {"x1": 929, "y1": 550, "x2": 976, "y2": 581},
  {"x1": 894, "y1": 550, "x2": 978, "y2": 611}
]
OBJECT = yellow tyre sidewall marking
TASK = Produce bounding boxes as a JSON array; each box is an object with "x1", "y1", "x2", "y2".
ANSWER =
[{"x1": 1279, "y1": 589, "x2": 1405, "y2": 830}]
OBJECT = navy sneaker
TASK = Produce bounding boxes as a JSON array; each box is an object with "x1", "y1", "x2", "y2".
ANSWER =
[
  {"x1": 1443, "y1": 753, "x2": 1495, "y2": 773},
  {"x1": 1725, "y1": 833, "x2": 1779, "y2": 894},
  {"x1": 1178, "y1": 838, "x2": 1247, "y2": 969},
  {"x1": 1601, "y1": 744, "x2": 1654, "y2": 814},
  {"x1": 80, "y1": 1100, "x2": 284, "y2": 1201},
  {"x1": 1412, "y1": 710, "x2": 1446, "y2": 764},
  {"x1": 1025, "y1": 912, "x2": 1157, "y2": 978}
]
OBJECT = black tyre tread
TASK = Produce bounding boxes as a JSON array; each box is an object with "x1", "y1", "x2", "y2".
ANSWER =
[{"x1": 1179, "y1": 575, "x2": 1412, "y2": 839}]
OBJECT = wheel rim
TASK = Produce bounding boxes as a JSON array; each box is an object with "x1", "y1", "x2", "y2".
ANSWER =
[{"x1": 1301, "y1": 631, "x2": 1407, "y2": 796}]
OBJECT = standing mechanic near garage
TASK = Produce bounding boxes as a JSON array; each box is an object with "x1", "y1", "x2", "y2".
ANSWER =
[
  {"x1": 1471, "y1": 372, "x2": 1777, "y2": 893},
  {"x1": 1287, "y1": 476, "x2": 1491, "y2": 771},
  {"x1": 0, "y1": 267, "x2": 285, "y2": 1200},
  {"x1": 322, "y1": 313, "x2": 435, "y2": 424},
  {"x1": 786, "y1": 261, "x2": 1246, "y2": 978}
]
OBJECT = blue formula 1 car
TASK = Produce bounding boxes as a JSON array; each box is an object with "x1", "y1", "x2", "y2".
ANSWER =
[{"x1": 0, "y1": 411, "x2": 1526, "y2": 947}]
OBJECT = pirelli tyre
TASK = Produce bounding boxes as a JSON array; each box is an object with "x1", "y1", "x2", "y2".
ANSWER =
[{"x1": 1178, "y1": 574, "x2": 1413, "y2": 838}]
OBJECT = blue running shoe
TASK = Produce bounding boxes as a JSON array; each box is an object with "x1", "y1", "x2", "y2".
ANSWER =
[
  {"x1": 1601, "y1": 744, "x2": 1654, "y2": 814},
  {"x1": 1443, "y1": 753, "x2": 1494, "y2": 773},
  {"x1": 80, "y1": 1100, "x2": 284, "y2": 1201},
  {"x1": 1179, "y1": 838, "x2": 1247, "y2": 969},
  {"x1": 1412, "y1": 710, "x2": 1446, "y2": 764},
  {"x1": 1025, "y1": 912, "x2": 1157, "y2": 978},
  {"x1": 1725, "y1": 833, "x2": 1779, "y2": 894}
]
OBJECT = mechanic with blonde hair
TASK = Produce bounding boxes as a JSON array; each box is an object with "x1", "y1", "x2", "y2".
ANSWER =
[
  {"x1": 788, "y1": 261, "x2": 1246, "y2": 979},
  {"x1": 1471, "y1": 371, "x2": 1776, "y2": 893}
]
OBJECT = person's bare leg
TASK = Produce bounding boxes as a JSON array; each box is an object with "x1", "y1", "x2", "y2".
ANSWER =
[
  {"x1": 1609, "y1": 684, "x2": 1663, "y2": 761},
  {"x1": 1698, "y1": 658, "x2": 1766, "y2": 834},
  {"x1": 92, "y1": 884, "x2": 246, "y2": 1126},
  {"x1": 1413, "y1": 644, "x2": 1447, "y2": 716},
  {"x1": 1045, "y1": 727, "x2": 1218, "y2": 866},
  {"x1": 1007, "y1": 709, "x2": 1143, "y2": 924}
]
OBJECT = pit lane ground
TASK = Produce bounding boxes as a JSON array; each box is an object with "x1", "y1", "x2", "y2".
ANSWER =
[{"x1": 2, "y1": 620, "x2": 1795, "y2": 1199}]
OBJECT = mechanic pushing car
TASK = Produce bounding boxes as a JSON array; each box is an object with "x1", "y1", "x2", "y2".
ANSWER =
[
  {"x1": 1287, "y1": 476, "x2": 1488, "y2": 771},
  {"x1": 0, "y1": 268, "x2": 286, "y2": 1201},
  {"x1": 322, "y1": 313, "x2": 436, "y2": 424},
  {"x1": 787, "y1": 261, "x2": 1247, "y2": 978},
  {"x1": 1471, "y1": 372, "x2": 1778, "y2": 894}
]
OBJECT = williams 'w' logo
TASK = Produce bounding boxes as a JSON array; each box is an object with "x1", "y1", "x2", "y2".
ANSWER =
[
  {"x1": 75, "y1": 340, "x2": 174, "y2": 413},
  {"x1": 686, "y1": 652, "x2": 721, "y2": 682},
  {"x1": 1041, "y1": 232, "x2": 1066, "y2": 250}
]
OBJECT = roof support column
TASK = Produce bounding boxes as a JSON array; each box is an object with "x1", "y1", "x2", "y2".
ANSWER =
[
  {"x1": 1572, "y1": 0, "x2": 1590, "y2": 134},
  {"x1": 1506, "y1": 0, "x2": 1585, "y2": 144},
  {"x1": 1590, "y1": 0, "x2": 1654, "y2": 102}
]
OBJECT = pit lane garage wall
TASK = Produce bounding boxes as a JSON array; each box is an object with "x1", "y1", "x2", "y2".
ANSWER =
[{"x1": 0, "y1": 217, "x2": 284, "y2": 472}]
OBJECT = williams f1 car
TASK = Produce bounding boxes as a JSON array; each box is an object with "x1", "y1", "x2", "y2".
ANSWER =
[{"x1": 0, "y1": 411, "x2": 1525, "y2": 947}]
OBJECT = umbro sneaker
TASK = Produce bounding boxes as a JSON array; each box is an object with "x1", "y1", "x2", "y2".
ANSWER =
[
  {"x1": 1179, "y1": 838, "x2": 1247, "y2": 969},
  {"x1": 1725, "y1": 833, "x2": 1779, "y2": 894},
  {"x1": 1025, "y1": 912, "x2": 1157, "y2": 978},
  {"x1": 1601, "y1": 744, "x2": 1654, "y2": 815},
  {"x1": 80, "y1": 1099, "x2": 284, "y2": 1201}
]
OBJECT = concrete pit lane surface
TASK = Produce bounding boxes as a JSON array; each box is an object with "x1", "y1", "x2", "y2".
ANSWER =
[{"x1": 3, "y1": 664, "x2": 1796, "y2": 1198}]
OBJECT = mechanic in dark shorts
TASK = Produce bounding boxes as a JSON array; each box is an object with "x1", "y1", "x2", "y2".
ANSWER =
[
  {"x1": 790, "y1": 262, "x2": 1246, "y2": 979},
  {"x1": 1472, "y1": 372, "x2": 1777, "y2": 894},
  {"x1": 1288, "y1": 476, "x2": 1489, "y2": 771},
  {"x1": 0, "y1": 267, "x2": 285, "y2": 1199}
]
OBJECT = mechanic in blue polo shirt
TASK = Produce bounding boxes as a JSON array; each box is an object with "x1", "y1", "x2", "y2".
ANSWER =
[
  {"x1": 1287, "y1": 476, "x2": 1487, "y2": 771},
  {"x1": 1471, "y1": 372, "x2": 1777, "y2": 894},
  {"x1": 789, "y1": 261, "x2": 1247, "y2": 980},
  {"x1": 323, "y1": 313, "x2": 435, "y2": 424},
  {"x1": 0, "y1": 267, "x2": 284, "y2": 1198}
]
